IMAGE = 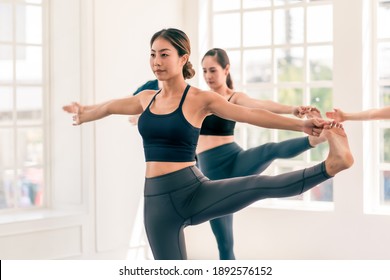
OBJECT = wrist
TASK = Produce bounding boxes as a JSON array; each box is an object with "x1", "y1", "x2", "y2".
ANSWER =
[{"x1": 291, "y1": 106, "x2": 297, "y2": 115}]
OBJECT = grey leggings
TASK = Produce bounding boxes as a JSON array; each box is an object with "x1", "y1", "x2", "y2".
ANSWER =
[
  {"x1": 144, "y1": 161, "x2": 330, "y2": 260},
  {"x1": 197, "y1": 137, "x2": 312, "y2": 259}
]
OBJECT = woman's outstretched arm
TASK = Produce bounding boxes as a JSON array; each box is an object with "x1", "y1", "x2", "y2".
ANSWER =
[
  {"x1": 233, "y1": 92, "x2": 320, "y2": 118},
  {"x1": 205, "y1": 91, "x2": 330, "y2": 136},
  {"x1": 326, "y1": 107, "x2": 390, "y2": 122},
  {"x1": 63, "y1": 94, "x2": 144, "y2": 125}
]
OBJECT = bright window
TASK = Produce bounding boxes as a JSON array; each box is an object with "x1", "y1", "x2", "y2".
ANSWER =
[
  {"x1": 203, "y1": 0, "x2": 334, "y2": 204},
  {"x1": 0, "y1": 0, "x2": 46, "y2": 210},
  {"x1": 374, "y1": 0, "x2": 390, "y2": 207}
]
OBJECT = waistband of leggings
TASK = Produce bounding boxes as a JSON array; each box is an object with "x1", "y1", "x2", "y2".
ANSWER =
[
  {"x1": 144, "y1": 165, "x2": 206, "y2": 196},
  {"x1": 197, "y1": 142, "x2": 241, "y2": 159}
]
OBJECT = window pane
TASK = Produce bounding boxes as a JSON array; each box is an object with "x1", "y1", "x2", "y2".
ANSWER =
[
  {"x1": 0, "y1": 45, "x2": 13, "y2": 83},
  {"x1": 277, "y1": 87, "x2": 303, "y2": 151},
  {"x1": 310, "y1": 141, "x2": 328, "y2": 162},
  {"x1": 307, "y1": 5, "x2": 333, "y2": 43},
  {"x1": 378, "y1": 43, "x2": 390, "y2": 80},
  {"x1": 243, "y1": 0, "x2": 271, "y2": 9},
  {"x1": 381, "y1": 128, "x2": 390, "y2": 163},
  {"x1": 274, "y1": 8, "x2": 304, "y2": 45},
  {"x1": 0, "y1": 169, "x2": 15, "y2": 209},
  {"x1": 380, "y1": 170, "x2": 390, "y2": 204},
  {"x1": 17, "y1": 127, "x2": 43, "y2": 167},
  {"x1": 244, "y1": 49, "x2": 272, "y2": 83},
  {"x1": 243, "y1": 11, "x2": 271, "y2": 46},
  {"x1": 379, "y1": 86, "x2": 390, "y2": 107},
  {"x1": 246, "y1": 127, "x2": 271, "y2": 149},
  {"x1": 246, "y1": 88, "x2": 273, "y2": 100},
  {"x1": 310, "y1": 87, "x2": 332, "y2": 115},
  {"x1": 378, "y1": 1, "x2": 390, "y2": 39},
  {"x1": 17, "y1": 166, "x2": 43, "y2": 207},
  {"x1": 16, "y1": 4, "x2": 42, "y2": 44},
  {"x1": 278, "y1": 87, "x2": 303, "y2": 105},
  {"x1": 276, "y1": 48, "x2": 304, "y2": 82},
  {"x1": 16, "y1": 45, "x2": 42, "y2": 83},
  {"x1": 213, "y1": 0, "x2": 240, "y2": 11},
  {"x1": 278, "y1": 130, "x2": 305, "y2": 160},
  {"x1": 213, "y1": 13, "x2": 240, "y2": 48},
  {"x1": 16, "y1": 129, "x2": 44, "y2": 208},
  {"x1": 16, "y1": 87, "x2": 42, "y2": 121},
  {"x1": 226, "y1": 50, "x2": 241, "y2": 85},
  {"x1": 311, "y1": 179, "x2": 333, "y2": 202},
  {"x1": 0, "y1": 87, "x2": 13, "y2": 124},
  {"x1": 0, "y1": 128, "x2": 14, "y2": 168},
  {"x1": 308, "y1": 45, "x2": 333, "y2": 81},
  {"x1": 0, "y1": 3, "x2": 13, "y2": 42}
]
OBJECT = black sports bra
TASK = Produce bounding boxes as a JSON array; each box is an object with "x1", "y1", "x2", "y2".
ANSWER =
[
  {"x1": 138, "y1": 85, "x2": 200, "y2": 162},
  {"x1": 200, "y1": 93, "x2": 237, "y2": 136}
]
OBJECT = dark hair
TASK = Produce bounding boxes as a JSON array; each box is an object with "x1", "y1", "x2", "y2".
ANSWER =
[
  {"x1": 202, "y1": 48, "x2": 233, "y2": 89},
  {"x1": 150, "y1": 28, "x2": 195, "y2": 80}
]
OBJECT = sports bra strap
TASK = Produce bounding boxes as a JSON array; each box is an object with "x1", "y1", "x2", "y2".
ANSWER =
[
  {"x1": 146, "y1": 89, "x2": 162, "y2": 109},
  {"x1": 228, "y1": 92, "x2": 236, "y2": 102},
  {"x1": 178, "y1": 84, "x2": 191, "y2": 108}
]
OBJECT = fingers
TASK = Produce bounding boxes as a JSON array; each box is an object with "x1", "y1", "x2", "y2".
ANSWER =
[
  {"x1": 323, "y1": 120, "x2": 343, "y2": 129},
  {"x1": 72, "y1": 114, "x2": 80, "y2": 126},
  {"x1": 300, "y1": 106, "x2": 323, "y2": 119},
  {"x1": 312, "y1": 127, "x2": 323, "y2": 136},
  {"x1": 325, "y1": 111, "x2": 334, "y2": 118},
  {"x1": 62, "y1": 102, "x2": 81, "y2": 114}
]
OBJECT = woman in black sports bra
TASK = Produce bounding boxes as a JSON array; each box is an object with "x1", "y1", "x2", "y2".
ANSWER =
[
  {"x1": 63, "y1": 28, "x2": 353, "y2": 260},
  {"x1": 197, "y1": 48, "x2": 326, "y2": 260}
]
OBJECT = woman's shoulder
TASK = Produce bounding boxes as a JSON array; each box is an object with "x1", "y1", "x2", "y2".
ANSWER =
[
  {"x1": 137, "y1": 89, "x2": 160, "y2": 98},
  {"x1": 136, "y1": 89, "x2": 160, "y2": 107},
  {"x1": 189, "y1": 86, "x2": 217, "y2": 98},
  {"x1": 230, "y1": 91, "x2": 248, "y2": 103}
]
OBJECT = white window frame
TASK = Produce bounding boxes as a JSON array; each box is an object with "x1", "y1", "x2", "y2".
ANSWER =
[
  {"x1": 0, "y1": 0, "x2": 49, "y2": 212},
  {"x1": 368, "y1": 0, "x2": 390, "y2": 213},
  {"x1": 200, "y1": 0, "x2": 335, "y2": 210}
]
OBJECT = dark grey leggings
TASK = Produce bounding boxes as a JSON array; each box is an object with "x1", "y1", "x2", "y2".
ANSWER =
[
  {"x1": 197, "y1": 137, "x2": 312, "y2": 260},
  {"x1": 144, "y1": 161, "x2": 330, "y2": 260}
]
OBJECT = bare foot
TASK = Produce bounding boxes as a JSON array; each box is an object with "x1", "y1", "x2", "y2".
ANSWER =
[{"x1": 323, "y1": 126, "x2": 354, "y2": 176}]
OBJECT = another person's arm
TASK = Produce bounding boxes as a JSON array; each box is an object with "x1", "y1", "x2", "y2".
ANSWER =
[
  {"x1": 326, "y1": 107, "x2": 390, "y2": 122},
  {"x1": 205, "y1": 91, "x2": 331, "y2": 136},
  {"x1": 233, "y1": 92, "x2": 320, "y2": 118}
]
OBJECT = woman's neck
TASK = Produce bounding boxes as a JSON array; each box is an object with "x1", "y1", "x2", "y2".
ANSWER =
[{"x1": 160, "y1": 78, "x2": 187, "y2": 96}]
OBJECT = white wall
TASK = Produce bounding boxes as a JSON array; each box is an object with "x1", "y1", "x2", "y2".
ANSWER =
[
  {"x1": 0, "y1": 0, "x2": 186, "y2": 260},
  {"x1": 93, "y1": 0, "x2": 185, "y2": 257}
]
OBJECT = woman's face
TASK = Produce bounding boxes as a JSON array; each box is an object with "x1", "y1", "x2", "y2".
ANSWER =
[
  {"x1": 150, "y1": 38, "x2": 187, "y2": 81},
  {"x1": 202, "y1": 55, "x2": 229, "y2": 91}
]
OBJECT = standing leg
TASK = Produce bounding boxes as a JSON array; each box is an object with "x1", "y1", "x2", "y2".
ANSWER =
[
  {"x1": 144, "y1": 193, "x2": 188, "y2": 260},
  {"x1": 209, "y1": 215, "x2": 235, "y2": 260}
]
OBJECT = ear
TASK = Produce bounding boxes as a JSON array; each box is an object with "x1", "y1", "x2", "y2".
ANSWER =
[
  {"x1": 181, "y1": 54, "x2": 189, "y2": 66},
  {"x1": 225, "y1": 64, "x2": 231, "y2": 76}
]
